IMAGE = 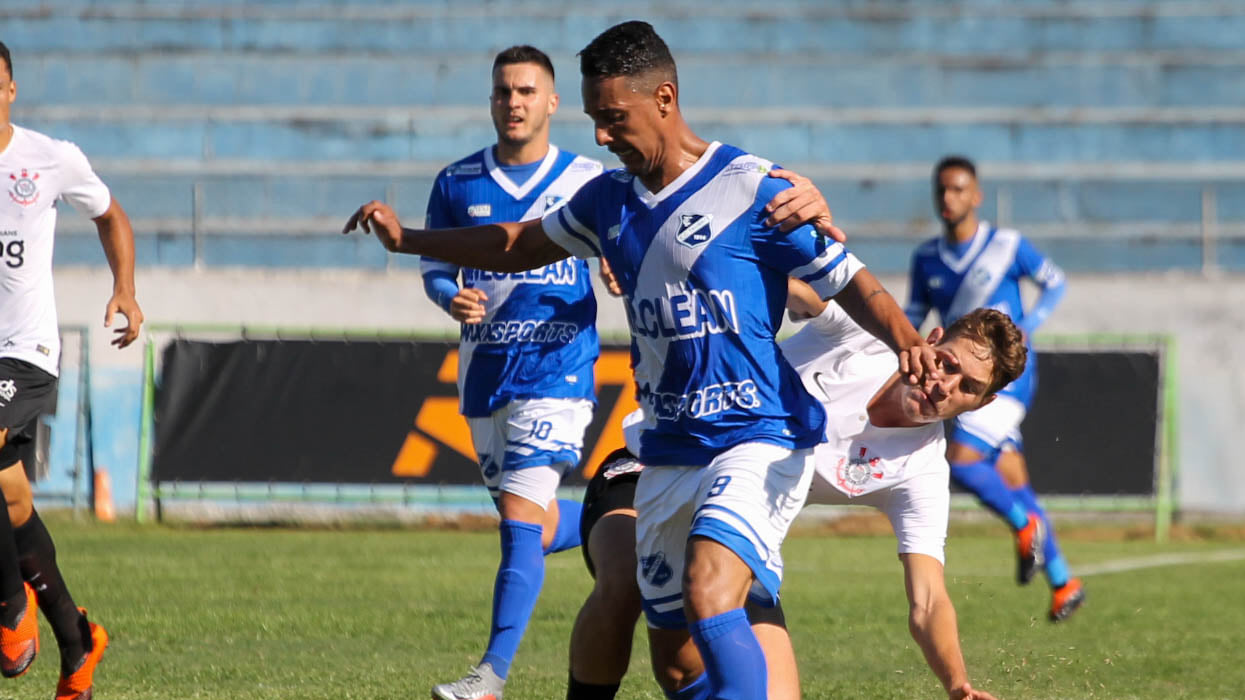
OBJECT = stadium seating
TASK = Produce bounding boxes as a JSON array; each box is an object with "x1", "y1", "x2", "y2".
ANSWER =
[{"x1": 5, "y1": 0, "x2": 1243, "y2": 271}]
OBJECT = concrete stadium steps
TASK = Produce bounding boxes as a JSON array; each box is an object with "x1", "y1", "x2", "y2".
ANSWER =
[
  {"x1": 5, "y1": 2, "x2": 1245, "y2": 54},
  {"x1": 74, "y1": 171, "x2": 1245, "y2": 225},
  {"x1": 16, "y1": 51, "x2": 1245, "y2": 108},
  {"x1": 18, "y1": 109, "x2": 1245, "y2": 165}
]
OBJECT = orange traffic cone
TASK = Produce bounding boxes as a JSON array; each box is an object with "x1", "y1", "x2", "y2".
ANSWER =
[{"x1": 93, "y1": 468, "x2": 116, "y2": 522}]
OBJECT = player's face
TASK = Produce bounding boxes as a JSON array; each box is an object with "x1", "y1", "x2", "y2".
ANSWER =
[
  {"x1": 582, "y1": 76, "x2": 665, "y2": 177},
  {"x1": 0, "y1": 63, "x2": 15, "y2": 125},
  {"x1": 933, "y1": 167, "x2": 981, "y2": 227},
  {"x1": 490, "y1": 62, "x2": 558, "y2": 149},
  {"x1": 900, "y1": 335, "x2": 995, "y2": 423}
]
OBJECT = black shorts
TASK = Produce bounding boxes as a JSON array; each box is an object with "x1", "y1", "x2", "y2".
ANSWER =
[
  {"x1": 580, "y1": 447, "x2": 644, "y2": 578},
  {"x1": 0, "y1": 358, "x2": 58, "y2": 469}
]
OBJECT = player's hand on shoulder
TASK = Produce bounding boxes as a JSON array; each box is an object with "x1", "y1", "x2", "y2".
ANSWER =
[
  {"x1": 764, "y1": 168, "x2": 846, "y2": 242},
  {"x1": 450, "y1": 288, "x2": 489, "y2": 324},
  {"x1": 597, "y1": 258, "x2": 623, "y2": 297},
  {"x1": 105, "y1": 291, "x2": 144, "y2": 349},
  {"x1": 343, "y1": 200, "x2": 404, "y2": 252},
  {"x1": 949, "y1": 681, "x2": 1000, "y2": 700}
]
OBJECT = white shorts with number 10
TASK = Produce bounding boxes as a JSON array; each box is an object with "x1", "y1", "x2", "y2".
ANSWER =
[
  {"x1": 633, "y1": 442, "x2": 814, "y2": 629},
  {"x1": 467, "y1": 397, "x2": 594, "y2": 509}
]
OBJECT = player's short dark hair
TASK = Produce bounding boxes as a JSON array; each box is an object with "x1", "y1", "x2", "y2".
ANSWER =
[
  {"x1": 493, "y1": 45, "x2": 555, "y2": 81},
  {"x1": 934, "y1": 155, "x2": 977, "y2": 180},
  {"x1": 944, "y1": 308, "x2": 1026, "y2": 395},
  {"x1": 0, "y1": 41, "x2": 12, "y2": 80},
  {"x1": 578, "y1": 21, "x2": 678, "y2": 87}
]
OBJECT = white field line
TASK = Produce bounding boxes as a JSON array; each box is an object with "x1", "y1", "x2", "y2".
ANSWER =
[{"x1": 1075, "y1": 548, "x2": 1245, "y2": 577}]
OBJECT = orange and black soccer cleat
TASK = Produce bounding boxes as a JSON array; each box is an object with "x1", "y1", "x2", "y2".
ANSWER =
[
  {"x1": 1015, "y1": 512, "x2": 1047, "y2": 585},
  {"x1": 55, "y1": 609, "x2": 108, "y2": 700},
  {"x1": 1049, "y1": 578, "x2": 1087, "y2": 622},
  {"x1": 0, "y1": 582, "x2": 39, "y2": 678}
]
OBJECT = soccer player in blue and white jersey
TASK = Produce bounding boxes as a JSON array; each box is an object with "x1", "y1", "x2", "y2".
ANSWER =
[
  {"x1": 346, "y1": 22, "x2": 936, "y2": 700},
  {"x1": 906, "y1": 155, "x2": 1085, "y2": 622},
  {"x1": 419, "y1": 46, "x2": 605, "y2": 700}
]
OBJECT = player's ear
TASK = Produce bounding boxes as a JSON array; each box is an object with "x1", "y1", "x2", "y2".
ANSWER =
[
  {"x1": 547, "y1": 90, "x2": 560, "y2": 115},
  {"x1": 926, "y1": 327, "x2": 944, "y2": 345},
  {"x1": 655, "y1": 81, "x2": 676, "y2": 116}
]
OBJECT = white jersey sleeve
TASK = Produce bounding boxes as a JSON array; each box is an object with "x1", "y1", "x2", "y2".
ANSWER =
[{"x1": 54, "y1": 141, "x2": 111, "y2": 219}]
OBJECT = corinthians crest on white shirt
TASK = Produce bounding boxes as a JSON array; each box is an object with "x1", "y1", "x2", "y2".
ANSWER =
[
  {"x1": 8, "y1": 169, "x2": 40, "y2": 207},
  {"x1": 835, "y1": 446, "x2": 883, "y2": 496},
  {"x1": 675, "y1": 213, "x2": 714, "y2": 248}
]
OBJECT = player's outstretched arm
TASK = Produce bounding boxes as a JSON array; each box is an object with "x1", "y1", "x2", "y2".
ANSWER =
[
  {"x1": 343, "y1": 200, "x2": 571, "y2": 272},
  {"x1": 833, "y1": 269, "x2": 939, "y2": 384},
  {"x1": 93, "y1": 197, "x2": 144, "y2": 348},
  {"x1": 764, "y1": 168, "x2": 846, "y2": 242},
  {"x1": 901, "y1": 554, "x2": 1000, "y2": 700}
]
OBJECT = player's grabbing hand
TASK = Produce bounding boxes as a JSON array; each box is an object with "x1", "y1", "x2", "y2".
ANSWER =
[{"x1": 342, "y1": 200, "x2": 404, "y2": 252}]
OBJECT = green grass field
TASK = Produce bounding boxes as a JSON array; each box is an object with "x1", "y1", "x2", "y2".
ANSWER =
[{"x1": 5, "y1": 514, "x2": 1244, "y2": 700}]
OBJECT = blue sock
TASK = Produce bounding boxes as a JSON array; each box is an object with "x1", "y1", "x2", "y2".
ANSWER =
[
  {"x1": 481, "y1": 520, "x2": 545, "y2": 679},
  {"x1": 688, "y1": 609, "x2": 766, "y2": 700},
  {"x1": 544, "y1": 499, "x2": 583, "y2": 555},
  {"x1": 950, "y1": 458, "x2": 1030, "y2": 530},
  {"x1": 664, "y1": 672, "x2": 711, "y2": 700},
  {"x1": 1010, "y1": 485, "x2": 1070, "y2": 588}
]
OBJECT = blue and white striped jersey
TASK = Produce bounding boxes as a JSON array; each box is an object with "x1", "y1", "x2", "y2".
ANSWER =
[
  {"x1": 541, "y1": 141, "x2": 865, "y2": 466},
  {"x1": 904, "y1": 221, "x2": 1066, "y2": 405},
  {"x1": 421, "y1": 145, "x2": 604, "y2": 417}
]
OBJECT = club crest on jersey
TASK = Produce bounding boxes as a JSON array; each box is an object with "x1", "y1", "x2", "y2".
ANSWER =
[
  {"x1": 8, "y1": 169, "x2": 39, "y2": 207},
  {"x1": 835, "y1": 446, "x2": 883, "y2": 496},
  {"x1": 543, "y1": 195, "x2": 564, "y2": 212},
  {"x1": 675, "y1": 214, "x2": 714, "y2": 248}
]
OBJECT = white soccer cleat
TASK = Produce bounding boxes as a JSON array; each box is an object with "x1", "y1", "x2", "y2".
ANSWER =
[{"x1": 431, "y1": 662, "x2": 505, "y2": 700}]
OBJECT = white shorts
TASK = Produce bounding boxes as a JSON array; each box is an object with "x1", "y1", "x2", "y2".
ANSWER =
[
  {"x1": 467, "y1": 397, "x2": 593, "y2": 507},
  {"x1": 633, "y1": 442, "x2": 814, "y2": 629},
  {"x1": 952, "y1": 394, "x2": 1026, "y2": 454},
  {"x1": 808, "y1": 468, "x2": 950, "y2": 565}
]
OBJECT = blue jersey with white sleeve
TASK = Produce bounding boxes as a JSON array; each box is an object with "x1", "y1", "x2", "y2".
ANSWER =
[
  {"x1": 904, "y1": 221, "x2": 1066, "y2": 405},
  {"x1": 421, "y1": 145, "x2": 604, "y2": 417},
  {"x1": 541, "y1": 142, "x2": 865, "y2": 466}
]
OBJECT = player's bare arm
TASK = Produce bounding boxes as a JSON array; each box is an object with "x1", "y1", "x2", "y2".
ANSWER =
[
  {"x1": 785, "y1": 277, "x2": 829, "y2": 321},
  {"x1": 764, "y1": 168, "x2": 846, "y2": 242},
  {"x1": 93, "y1": 197, "x2": 143, "y2": 348},
  {"x1": 343, "y1": 200, "x2": 570, "y2": 272},
  {"x1": 902, "y1": 554, "x2": 1000, "y2": 700},
  {"x1": 829, "y1": 270, "x2": 940, "y2": 384}
]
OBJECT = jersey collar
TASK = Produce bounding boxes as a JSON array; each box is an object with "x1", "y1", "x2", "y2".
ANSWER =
[
  {"x1": 483, "y1": 144, "x2": 560, "y2": 200},
  {"x1": 632, "y1": 141, "x2": 721, "y2": 210},
  {"x1": 936, "y1": 220, "x2": 992, "y2": 273}
]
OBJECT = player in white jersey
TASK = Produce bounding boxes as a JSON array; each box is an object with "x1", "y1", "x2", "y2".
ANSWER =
[
  {"x1": 562, "y1": 278, "x2": 1013, "y2": 700},
  {"x1": 418, "y1": 46, "x2": 605, "y2": 700},
  {"x1": 906, "y1": 156, "x2": 1083, "y2": 622},
  {"x1": 346, "y1": 22, "x2": 937, "y2": 700},
  {"x1": 0, "y1": 40, "x2": 138, "y2": 700}
]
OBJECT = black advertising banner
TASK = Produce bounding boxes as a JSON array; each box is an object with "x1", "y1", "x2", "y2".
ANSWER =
[
  {"x1": 1021, "y1": 351, "x2": 1160, "y2": 496},
  {"x1": 154, "y1": 340, "x2": 1161, "y2": 496},
  {"x1": 152, "y1": 339, "x2": 638, "y2": 486}
]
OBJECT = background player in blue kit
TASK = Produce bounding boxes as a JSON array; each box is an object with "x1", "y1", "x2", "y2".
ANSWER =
[
  {"x1": 420, "y1": 46, "x2": 604, "y2": 700},
  {"x1": 346, "y1": 22, "x2": 937, "y2": 700},
  {"x1": 905, "y1": 155, "x2": 1085, "y2": 622}
]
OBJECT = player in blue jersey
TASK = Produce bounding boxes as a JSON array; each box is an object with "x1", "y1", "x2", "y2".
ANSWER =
[
  {"x1": 346, "y1": 22, "x2": 937, "y2": 700},
  {"x1": 905, "y1": 155, "x2": 1085, "y2": 622},
  {"x1": 419, "y1": 46, "x2": 605, "y2": 700}
]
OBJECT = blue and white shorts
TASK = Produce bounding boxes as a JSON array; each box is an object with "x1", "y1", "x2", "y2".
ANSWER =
[
  {"x1": 633, "y1": 442, "x2": 814, "y2": 629},
  {"x1": 468, "y1": 397, "x2": 594, "y2": 508},
  {"x1": 952, "y1": 394, "x2": 1026, "y2": 455}
]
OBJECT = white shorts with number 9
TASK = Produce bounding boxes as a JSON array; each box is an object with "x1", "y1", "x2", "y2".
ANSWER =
[{"x1": 633, "y1": 442, "x2": 814, "y2": 629}]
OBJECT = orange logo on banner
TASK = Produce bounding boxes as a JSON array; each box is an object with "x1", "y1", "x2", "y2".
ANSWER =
[{"x1": 391, "y1": 348, "x2": 638, "y2": 479}]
